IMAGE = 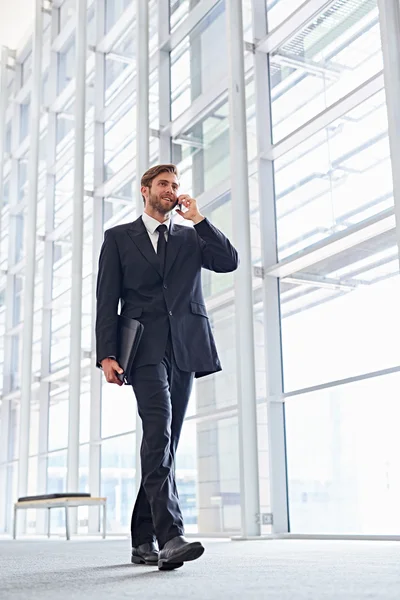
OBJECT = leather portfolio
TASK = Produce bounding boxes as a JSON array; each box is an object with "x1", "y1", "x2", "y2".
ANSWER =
[{"x1": 117, "y1": 314, "x2": 144, "y2": 384}]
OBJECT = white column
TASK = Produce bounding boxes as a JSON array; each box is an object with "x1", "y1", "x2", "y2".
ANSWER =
[
  {"x1": 226, "y1": 0, "x2": 261, "y2": 537},
  {"x1": 18, "y1": 0, "x2": 44, "y2": 507},
  {"x1": 0, "y1": 47, "x2": 10, "y2": 532},
  {"x1": 88, "y1": 0, "x2": 105, "y2": 534},
  {"x1": 0, "y1": 54, "x2": 21, "y2": 535},
  {"x1": 0, "y1": 49, "x2": 10, "y2": 532},
  {"x1": 67, "y1": 0, "x2": 88, "y2": 500},
  {"x1": 158, "y1": 0, "x2": 171, "y2": 162},
  {"x1": 0, "y1": 46, "x2": 9, "y2": 236},
  {"x1": 378, "y1": 0, "x2": 400, "y2": 264},
  {"x1": 36, "y1": 3, "x2": 59, "y2": 535},
  {"x1": 134, "y1": 0, "x2": 149, "y2": 494},
  {"x1": 251, "y1": 0, "x2": 289, "y2": 533}
]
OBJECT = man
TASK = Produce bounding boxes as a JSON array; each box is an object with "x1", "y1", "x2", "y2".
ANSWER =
[{"x1": 95, "y1": 164, "x2": 238, "y2": 571}]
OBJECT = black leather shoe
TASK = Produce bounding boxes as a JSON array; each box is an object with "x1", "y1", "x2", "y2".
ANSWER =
[
  {"x1": 131, "y1": 542, "x2": 159, "y2": 566},
  {"x1": 158, "y1": 536, "x2": 204, "y2": 571}
]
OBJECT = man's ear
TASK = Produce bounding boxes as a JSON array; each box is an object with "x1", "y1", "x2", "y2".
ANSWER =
[{"x1": 141, "y1": 185, "x2": 149, "y2": 200}]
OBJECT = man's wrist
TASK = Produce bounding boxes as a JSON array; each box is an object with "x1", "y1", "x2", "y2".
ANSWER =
[{"x1": 192, "y1": 215, "x2": 205, "y2": 225}]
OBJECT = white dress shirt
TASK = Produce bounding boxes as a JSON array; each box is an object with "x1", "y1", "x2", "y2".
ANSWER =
[{"x1": 141, "y1": 212, "x2": 171, "y2": 252}]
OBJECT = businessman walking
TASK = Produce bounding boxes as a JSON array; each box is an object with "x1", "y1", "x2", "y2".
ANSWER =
[{"x1": 95, "y1": 164, "x2": 238, "y2": 570}]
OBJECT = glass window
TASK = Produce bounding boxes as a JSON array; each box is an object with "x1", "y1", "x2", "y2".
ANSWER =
[
  {"x1": 170, "y1": 0, "x2": 227, "y2": 120},
  {"x1": 104, "y1": 103, "x2": 136, "y2": 181},
  {"x1": 170, "y1": 0, "x2": 201, "y2": 33},
  {"x1": 101, "y1": 381, "x2": 136, "y2": 438},
  {"x1": 8, "y1": 405, "x2": 20, "y2": 460},
  {"x1": 274, "y1": 91, "x2": 391, "y2": 260},
  {"x1": 20, "y1": 99, "x2": 30, "y2": 143},
  {"x1": 48, "y1": 393, "x2": 69, "y2": 451},
  {"x1": 270, "y1": 0, "x2": 383, "y2": 141},
  {"x1": 105, "y1": 0, "x2": 132, "y2": 33},
  {"x1": 174, "y1": 101, "x2": 230, "y2": 197},
  {"x1": 286, "y1": 372, "x2": 400, "y2": 534},
  {"x1": 281, "y1": 258, "x2": 400, "y2": 391},
  {"x1": 5, "y1": 122, "x2": 11, "y2": 155},
  {"x1": 266, "y1": 0, "x2": 308, "y2": 31},
  {"x1": 101, "y1": 433, "x2": 136, "y2": 532},
  {"x1": 105, "y1": 26, "x2": 135, "y2": 100},
  {"x1": 181, "y1": 416, "x2": 241, "y2": 534},
  {"x1": 58, "y1": 37, "x2": 75, "y2": 94},
  {"x1": 47, "y1": 449, "x2": 67, "y2": 493},
  {"x1": 21, "y1": 52, "x2": 32, "y2": 86},
  {"x1": 59, "y1": 0, "x2": 75, "y2": 31}
]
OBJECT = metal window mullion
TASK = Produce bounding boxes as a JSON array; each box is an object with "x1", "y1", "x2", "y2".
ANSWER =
[
  {"x1": 67, "y1": 0, "x2": 87, "y2": 513},
  {"x1": 226, "y1": 0, "x2": 260, "y2": 537},
  {"x1": 0, "y1": 47, "x2": 10, "y2": 240},
  {"x1": 88, "y1": 0, "x2": 105, "y2": 535},
  {"x1": 377, "y1": 0, "x2": 400, "y2": 265},
  {"x1": 252, "y1": 0, "x2": 289, "y2": 534},
  {"x1": 36, "y1": 5, "x2": 59, "y2": 535},
  {"x1": 134, "y1": 0, "x2": 150, "y2": 495},
  {"x1": 158, "y1": 0, "x2": 171, "y2": 161},
  {"x1": 18, "y1": 0, "x2": 44, "y2": 519}
]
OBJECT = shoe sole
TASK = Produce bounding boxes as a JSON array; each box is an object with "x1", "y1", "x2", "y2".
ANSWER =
[
  {"x1": 158, "y1": 543, "x2": 205, "y2": 571},
  {"x1": 131, "y1": 556, "x2": 158, "y2": 566}
]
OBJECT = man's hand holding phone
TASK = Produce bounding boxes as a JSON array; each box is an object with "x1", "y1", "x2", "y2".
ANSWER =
[
  {"x1": 176, "y1": 195, "x2": 205, "y2": 225},
  {"x1": 101, "y1": 357, "x2": 124, "y2": 386}
]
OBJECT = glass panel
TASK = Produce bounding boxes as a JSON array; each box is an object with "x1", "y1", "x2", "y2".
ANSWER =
[
  {"x1": 286, "y1": 372, "x2": 400, "y2": 534},
  {"x1": 101, "y1": 433, "x2": 136, "y2": 532},
  {"x1": 274, "y1": 91, "x2": 391, "y2": 260},
  {"x1": 101, "y1": 381, "x2": 136, "y2": 438},
  {"x1": 104, "y1": 103, "x2": 136, "y2": 181},
  {"x1": 105, "y1": 0, "x2": 132, "y2": 33},
  {"x1": 266, "y1": 0, "x2": 308, "y2": 31},
  {"x1": 20, "y1": 98, "x2": 30, "y2": 143},
  {"x1": 59, "y1": 0, "x2": 75, "y2": 31},
  {"x1": 21, "y1": 52, "x2": 32, "y2": 85},
  {"x1": 170, "y1": 0, "x2": 202, "y2": 32},
  {"x1": 194, "y1": 416, "x2": 241, "y2": 533},
  {"x1": 174, "y1": 101, "x2": 229, "y2": 197},
  {"x1": 281, "y1": 262, "x2": 400, "y2": 391},
  {"x1": 29, "y1": 401, "x2": 40, "y2": 456},
  {"x1": 58, "y1": 37, "x2": 75, "y2": 94},
  {"x1": 170, "y1": 1, "x2": 227, "y2": 120},
  {"x1": 270, "y1": 0, "x2": 383, "y2": 141},
  {"x1": 48, "y1": 392, "x2": 69, "y2": 452},
  {"x1": 8, "y1": 405, "x2": 20, "y2": 461}
]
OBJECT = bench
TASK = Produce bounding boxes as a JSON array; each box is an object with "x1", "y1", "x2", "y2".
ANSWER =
[{"x1": 13, "y1": 493, "x2": 107, "y2": 540}]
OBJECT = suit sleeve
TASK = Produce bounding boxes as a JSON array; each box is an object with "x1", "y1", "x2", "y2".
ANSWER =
[
  {"x1": 95, "y1": 230, "x2": 122, "y2": 368},
  {"x1": 194, "y1": 218, "x2": 239, "y2": 273}
]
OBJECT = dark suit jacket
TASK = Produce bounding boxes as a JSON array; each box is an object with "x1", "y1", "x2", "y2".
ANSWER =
[{"x1": 95, "y1": 216, "x2": 238, "y2": 378}]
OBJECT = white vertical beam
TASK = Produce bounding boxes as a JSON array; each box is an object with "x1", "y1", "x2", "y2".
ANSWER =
[
  {"x1": 88, "y1": 0, "x2": 105, "y2": 534},
  {"x1": 378, "y1": 0, "x2": 400, "y2": 265},
  {"x1": 36, "y1": 4, "x2": 59, "y2": 535},
  {"x1": 18, "y1": 0, "x2": 43, "y2": 510},
  {"x1": 0, "y1": 46, "x2": 11, "y2": 532},
  {"x1": 0, "y1": 57, "x2": 21, "y2": 535},
  {"x1": 67, "y1": 0, "x2": 87, "y2": 505},
  {"x1": 0, "y1": 46, "x2": 9, "y2": 238},
  {"x1": 135, "y1": 0, "x2": 149, "y2": 494},
  {"x1": 252, "y1": 0, "x2": 289, "y2": 533},
  {"x1": 158, "y1": 0, "x2": 171, "y2": 161},
  {"x1": 226, "y1": 0, "x2": 261, "y2": 537}
]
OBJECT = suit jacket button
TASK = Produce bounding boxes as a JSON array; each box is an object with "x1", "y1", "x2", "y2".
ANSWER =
[
  {"x1": 163, "y1": 284, "x2": 168, "y2": 289},
  {"x1": 169, "y1": 310, "x2": 173, "y2": 316}
]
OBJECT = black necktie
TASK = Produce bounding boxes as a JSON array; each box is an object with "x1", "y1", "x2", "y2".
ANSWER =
[{"x1": 156, "y1": 224, "x2": 168, "y2": 275}]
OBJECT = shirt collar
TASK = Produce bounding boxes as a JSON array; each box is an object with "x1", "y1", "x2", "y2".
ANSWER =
[{"x1": 142, "y1": 212, "x2": 171, "y2": 235}]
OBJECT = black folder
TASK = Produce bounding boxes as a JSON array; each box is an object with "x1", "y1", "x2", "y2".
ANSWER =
[{"x1": 116, "y1": 315, "x2": 144, "y2": 384}]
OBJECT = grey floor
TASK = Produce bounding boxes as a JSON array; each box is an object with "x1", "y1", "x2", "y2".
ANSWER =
[{"x1": 1, "y1": 537, "x2": 400, "y2": 599}]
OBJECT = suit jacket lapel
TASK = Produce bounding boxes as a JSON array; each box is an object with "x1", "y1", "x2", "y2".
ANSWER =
[
  {"x1": 127, "y1": 216, "x2": 163, "y2": 277},
  {"x1": 164, "y1": 221, "x2": 184, "y2": 279}
]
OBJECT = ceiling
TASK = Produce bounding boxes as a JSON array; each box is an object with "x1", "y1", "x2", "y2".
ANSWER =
[{"x1": 0, "y1": 0, "x2": 34, "y2": 52}]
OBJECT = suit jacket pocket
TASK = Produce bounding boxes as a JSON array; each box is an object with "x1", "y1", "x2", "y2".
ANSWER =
[
  {"x1": 124, "y1": 307, "x2": 143, "y2": 319},
  {"x1": 190, "y1": 302, "x2": 208, "y2": 318}
]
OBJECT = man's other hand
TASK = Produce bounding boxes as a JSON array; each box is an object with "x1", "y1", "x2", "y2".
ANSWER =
[{"x1": 101, "y1": 358, "x2": 124, "y2": 385}]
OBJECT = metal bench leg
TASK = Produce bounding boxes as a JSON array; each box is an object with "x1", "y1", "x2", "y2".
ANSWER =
[
  {"x1": 47, "y1": 507, "x2": 51, "y2": 538},
  {"x1": 102, "y1": 503, "x2": 106, "y2": 539},
  {"x1": 65, "y1": 506, "x2": 70, "y2": 541},
  {"x1": 13, "y1": 506, "x2": 17, "y2": 540}
]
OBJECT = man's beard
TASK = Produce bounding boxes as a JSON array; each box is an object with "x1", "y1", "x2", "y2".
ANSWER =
[{"x1": 148, "y1": 191, "x2": 178, "y2": 214}]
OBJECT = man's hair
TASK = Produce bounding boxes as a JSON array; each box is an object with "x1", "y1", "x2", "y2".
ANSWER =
[{"x1": 141, "y1": 164, "x2": 179, "y2": 204}]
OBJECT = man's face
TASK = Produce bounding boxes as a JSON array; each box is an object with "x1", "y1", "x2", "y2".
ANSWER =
[{"x1": 142, "y1": 172, "x2": 180, "y2": 215}]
